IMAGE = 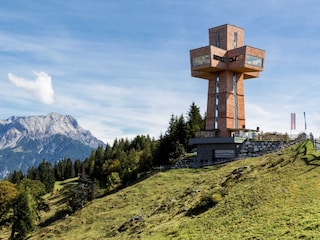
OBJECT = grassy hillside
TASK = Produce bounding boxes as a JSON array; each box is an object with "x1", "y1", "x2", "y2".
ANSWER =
[{"x1": 4, "y1": 140, "x2": 320, "y2": 239}]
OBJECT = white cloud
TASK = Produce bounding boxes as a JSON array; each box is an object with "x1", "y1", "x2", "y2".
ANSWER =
[{"x1": 8, "y1": 71, "x2": 55, "y2": 105}]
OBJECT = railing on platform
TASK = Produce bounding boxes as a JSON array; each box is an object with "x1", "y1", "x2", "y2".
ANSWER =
[{"x1": 194, "y1": 130, "x2": 307, "y2": 143}]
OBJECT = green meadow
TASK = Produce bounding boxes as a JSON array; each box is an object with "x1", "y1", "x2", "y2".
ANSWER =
[{"x1": 3, "y1": 140, "x2": 320, "y2": 239}]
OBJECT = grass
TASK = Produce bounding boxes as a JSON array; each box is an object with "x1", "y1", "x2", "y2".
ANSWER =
[{"x1": 2, "y1": 140, "x2": 320, "y2": 239}]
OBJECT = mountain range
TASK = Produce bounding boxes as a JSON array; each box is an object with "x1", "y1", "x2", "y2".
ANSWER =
[{"x1": 0, "y1": 113, "x2": 104, "y2": 178}]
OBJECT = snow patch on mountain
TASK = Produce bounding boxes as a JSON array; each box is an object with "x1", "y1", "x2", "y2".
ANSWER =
[{"x1": 0, "y1": 112, "x2": 104, "y2": 150}]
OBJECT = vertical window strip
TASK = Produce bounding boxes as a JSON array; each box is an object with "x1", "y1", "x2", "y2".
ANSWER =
[
  {"x1": 216, "y1": 33, "x2": 220, "y2": 48},
  {"x1": 215, "y1": 73, "x2": 220, "y2": 129},
  {"x1": 233, "y1": 32, "x2": 238, "y2": 48},
  {"x1": 233, "y1": 73, "x2": 238, "y2": 128}
]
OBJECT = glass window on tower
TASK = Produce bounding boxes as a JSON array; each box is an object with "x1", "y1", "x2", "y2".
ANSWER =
[
  {"x1": 216, "y1": 33, "x2": 220, "y2": 48},
  {"x1": 214, "y1": 73, "x2": 220, "y2": 129},
  {"x1": 246, "y1": 55, "x2": 263, "y2": 67},
  {"x1": 233, "y1": 72, "x2": 238, "y2": 128},
  {"x1": 192, "y1": 55, "x2": 210, "y2": 67},
  {"x1": 233, "y1": 32, "x2": 238, "y2": 48}
]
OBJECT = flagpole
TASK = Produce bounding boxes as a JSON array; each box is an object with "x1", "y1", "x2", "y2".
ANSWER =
[
  {"x1": 290, "y1": 113, "x2": 292, "y2": 138},
  {"x1": 304, "y1": 112, "x2": 307, "y2": 132},
  {"x1": 290, "y1": 113, "x2": 296, "y2": 139}
]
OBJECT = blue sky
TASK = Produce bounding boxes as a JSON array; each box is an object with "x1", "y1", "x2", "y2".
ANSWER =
[{"x1": 1, "y1": 0, "x2": 320, "y2": 143}]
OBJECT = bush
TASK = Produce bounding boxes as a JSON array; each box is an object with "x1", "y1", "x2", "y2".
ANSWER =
[{"x1": 211, "y1": 193, "x2": 223, "y2": 205}]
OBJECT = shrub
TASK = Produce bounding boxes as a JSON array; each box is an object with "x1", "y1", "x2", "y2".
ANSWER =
[{"x1": 211, "y1": 193, "x2": 223, "y2": 205}]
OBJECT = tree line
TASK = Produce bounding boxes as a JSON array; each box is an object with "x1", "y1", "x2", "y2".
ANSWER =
[
  {"x1": 0, "y1": 102, "x2": 204, "y2": 239},
  {"x1": 9, "y1": 102, "x2": 204, "y2": 188}
]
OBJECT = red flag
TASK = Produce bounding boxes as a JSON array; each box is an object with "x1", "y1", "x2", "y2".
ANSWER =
[{"x1": 291, "y1": 113, "x2": 296, "y2": 130}]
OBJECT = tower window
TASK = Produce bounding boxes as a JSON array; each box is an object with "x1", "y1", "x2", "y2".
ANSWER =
[
  {"x1": 216, "y1": 33, "x2": 220, "y2": 48},
  {"x1": 192, "y1": 55, "x2": 210, "y2": 67},
  {"x1": 246, "y1": 55, "x2": 263, "y2": 67},
  {"x1": 233, "y1": 72, "x2": 238, "y2": 128},
  {"x1": 233, "y1": 32, "x2": 238, "y2": 48},
  {"x1": 214, "y1": 73, "x2": 220, "y2": 129}
]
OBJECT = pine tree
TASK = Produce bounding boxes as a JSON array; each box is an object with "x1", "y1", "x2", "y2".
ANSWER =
[
  {"x1": 154, "y1": 133, "x2": 171, "y2": 166},
  {"x1": 139, "y1": 141, "x2": 154, "y2": 172},
  {"x1": 54, "y1": 161, "x2": 63, "y2": 180},
  {"x1": 37, "y1": 160, "x2": 55, "y2": 193},
  {"x1": 83, "y1": 150, "x2": 95, "y2": 176},
  {"x1": 104, "y1": 144, "x2": 113, "y2": 160},
  {"x1": 155, "y1": 114, "x2": 188, "y2": 164},
  {"x1": 8, "y1": 170, "x2": 25, "y2": 184},
  {"x1": 74, "y1": 159, "x2": 82, "y2": 176},
  {"x1": 18, "y1": 178, "x2": 47, "y2": 212},
  {"x1": 186, "y1": 102, "x2": 205, "y2": 151},
  {"x1": 69, "y1": 172, "x2": 94, "y2": 212},
  {"x1": 187, "y1": 102, "x2": 205, "y2": 138},
  {"x1": 27, "y1": 166, "x2": 39, "y2": 180},
  {"x1": 93, "y1": 145, "x2": 105, "y2": 181},
  {"x1": 64, "y1": 158, "x2": 75, "y2": 179},
  {"x1": 10, "y1": 191, "x2": 36, "y2": 240},
  {"x1": 175, "y1": 114, "x2": 188, "y2": 149}
]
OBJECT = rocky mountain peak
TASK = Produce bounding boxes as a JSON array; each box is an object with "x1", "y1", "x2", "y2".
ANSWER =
[
  {"x1": 0, "y1": 113, "x2": 105, "y2": 178},
  {"x1": 0, "y1": 113, "x2": 104, "y2": 150}
]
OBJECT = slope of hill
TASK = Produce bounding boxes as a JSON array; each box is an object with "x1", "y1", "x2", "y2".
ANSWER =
[
  {"x1": 18, "y1": 141, "x2": 320, "y2": 239},
  {"x1": 0, "y1": 113, "x2": 104, "y2": 178}
]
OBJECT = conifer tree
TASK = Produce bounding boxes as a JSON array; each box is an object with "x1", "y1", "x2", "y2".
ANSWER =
[
  {"x1": 10, "y1": 191, "x2": 36, "y2": 240},
  {"x1": 93, "y1": 145, "x2": 105, "y2": 181},
  {"x1": 187, "y1": 102, "x2": 205, "y2": 137},
  {"x1": 74, "y1": 159, "x2": 82, "y2": 176},
  {"x1": 37, "y1": 160, "x2": 55, "y2": 193},
  {"x1": 186, "y1": 102, "x2": 205, "y2": 151},
  {"x1": 8, "y1": 170, "x2": 25, "y2": 184},
  {"x1": 155, "y1": 114, "x2": 188, "y2": 164},
  {"x1": 69, "y1": 172, "x2": 94, "y2": 212},
  {"x1": 64, "y1": 158, "x2": 75, "y2": 179},
  {"x1": 18, "y1": 178, "x2": 47, "y2": 212},
  {"x1": 139, "y1": 141, "x2": 154, "y2": 172}
]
